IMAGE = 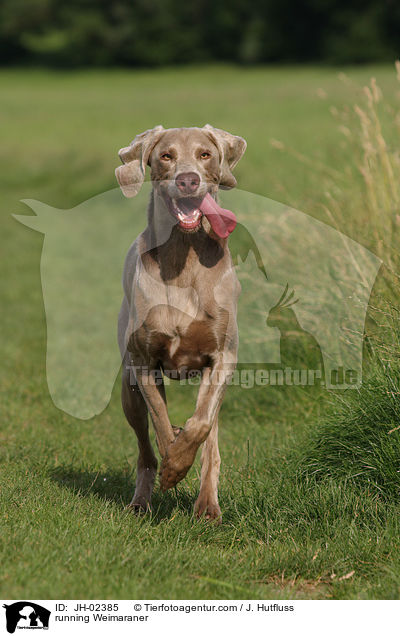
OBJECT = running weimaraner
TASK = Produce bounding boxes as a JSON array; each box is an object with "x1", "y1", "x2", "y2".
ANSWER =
[{"x1": 116, "y1": 125, "x2": 246, "y2": 521}]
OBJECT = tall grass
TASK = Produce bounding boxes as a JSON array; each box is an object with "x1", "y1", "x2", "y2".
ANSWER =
[
  {"x1": 272, "y1": 64, "x2": 400, "y2": 499},
  {"x1": 295, "y1": 364, "x2": 400, "y2": 497},
  {"x1": 330, "y1": 66, "x2": 400, "y2": 361},
  {"x1": 329, "y1": 66, "x2": 400, "y2": 272}
]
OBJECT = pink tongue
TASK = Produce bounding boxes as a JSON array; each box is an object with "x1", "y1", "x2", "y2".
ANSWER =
[{"x1": 199, "y1": 193, "x2": 237, "y2": 238}]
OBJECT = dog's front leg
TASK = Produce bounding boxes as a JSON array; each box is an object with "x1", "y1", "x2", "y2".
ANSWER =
[
  {"x1": 133, "y1": 362, "x2": 176, "y2": 458},
  {"x1": 159, "y1": 352, "x2": 236, "y2": 492}
]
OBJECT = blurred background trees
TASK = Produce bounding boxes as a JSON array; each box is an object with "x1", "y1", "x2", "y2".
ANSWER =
[{"x1": 0, "y1": 0, "x2": 399, "y2": 67}]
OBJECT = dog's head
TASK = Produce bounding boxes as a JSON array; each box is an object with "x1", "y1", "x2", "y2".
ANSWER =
[{"x1": 115, "y1": 125, "x2": 246, "y2": 233}]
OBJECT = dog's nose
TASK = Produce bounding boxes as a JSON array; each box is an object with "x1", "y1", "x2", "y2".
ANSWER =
[{"x1": 175, "y1": 172, "x2": 200, "y2": 194}]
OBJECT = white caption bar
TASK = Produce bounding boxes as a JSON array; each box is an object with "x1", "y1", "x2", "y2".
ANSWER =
[{"x1": 1, "y1": 599, "x2": 398, "y2": 635}]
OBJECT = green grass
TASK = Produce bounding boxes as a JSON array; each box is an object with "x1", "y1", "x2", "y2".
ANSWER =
[
  {"x1": 2, "y1": 65, "x2": 400, "y2": 600},
  {"x1": 296, "y1": 364, "x2": 400, "y2": 497}
]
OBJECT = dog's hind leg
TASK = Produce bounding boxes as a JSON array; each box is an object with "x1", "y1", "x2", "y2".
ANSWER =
[
  {"x1": 122, "y1": 364, "x2": 158, "y2": 512},
  {"x1": 194, "y1": 417, "x2": 222, "y2": 523}
]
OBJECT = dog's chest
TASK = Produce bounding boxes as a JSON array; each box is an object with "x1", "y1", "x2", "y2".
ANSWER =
[
  {"x1": 155, "y1": 310, "x2": 219, "y2": 375},
  {"x1": 129, "y1": 242, "x2": 238, "y2": 372},
  {"x1": 134, "y1": 270, "x2": 221, "y2": 372},
  {"x1": 143, "y1": 283, "x2": 220, "y2": 369}
]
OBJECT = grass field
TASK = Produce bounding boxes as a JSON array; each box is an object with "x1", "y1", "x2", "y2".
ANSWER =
[{"x1": 2, "y1": 65, "x2": 400, "y2": 600}]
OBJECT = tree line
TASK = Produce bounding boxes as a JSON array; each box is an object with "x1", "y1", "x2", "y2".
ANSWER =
[{"x1": 1, "y1": 0, "x2": 399, "y2": 67}]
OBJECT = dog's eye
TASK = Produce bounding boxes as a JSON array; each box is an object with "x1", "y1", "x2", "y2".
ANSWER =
[
  {"x1": 161, "y1": 153, "x2": 172, "y2": 161},
  {"x1": 200, "y1": 151, "x2": 211, "y2": 159}
]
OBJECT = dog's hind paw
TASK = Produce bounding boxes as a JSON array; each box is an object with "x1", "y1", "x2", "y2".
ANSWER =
[
  {"x1": 125, "y1": 496, "x2": 151, "y2": 514},
  {"x1": 194, "y1": 496, "x2": 222, "y2": 524}
]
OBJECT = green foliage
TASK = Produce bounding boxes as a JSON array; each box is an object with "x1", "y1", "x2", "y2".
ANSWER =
[{"x1": 0, "y1": 0, "x2": 399, "y2": 67}]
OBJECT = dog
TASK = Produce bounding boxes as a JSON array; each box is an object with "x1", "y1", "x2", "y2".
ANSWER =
[{"x1": 116, "y1": 125, "x2": 246, "y2": 521}]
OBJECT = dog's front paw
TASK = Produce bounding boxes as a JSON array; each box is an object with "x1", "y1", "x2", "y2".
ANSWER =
[
  {"x1": 159, "y1": 427, "x2": 202, "y2": 490},
  {"x1": 159, "y1": 454, "x2": 191, "y2": 491}
]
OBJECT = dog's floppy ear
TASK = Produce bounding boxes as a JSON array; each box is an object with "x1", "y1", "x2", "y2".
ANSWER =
[
  {"x1": 202, "y1": 124, "x2": 247, "y2": 189},
  {"x1": 115, "y1": 125, "x2": 165, "y2": 197}
]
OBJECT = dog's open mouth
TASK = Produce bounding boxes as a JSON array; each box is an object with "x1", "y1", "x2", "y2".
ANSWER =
[
  {"x1": 164, "y1": 195, "x2": 203, "y2": 232},
  {"x1": 163, "y1": 191, "x2": 238, "y2": 238}
]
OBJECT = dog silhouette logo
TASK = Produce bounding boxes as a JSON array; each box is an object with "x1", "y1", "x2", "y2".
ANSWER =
[
  {"x1": 13, "y1": 185, "x2": 381, "y2": 417},
  {"x1": 3, "y1": 602, "x2": 50, "y2": 633}
]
